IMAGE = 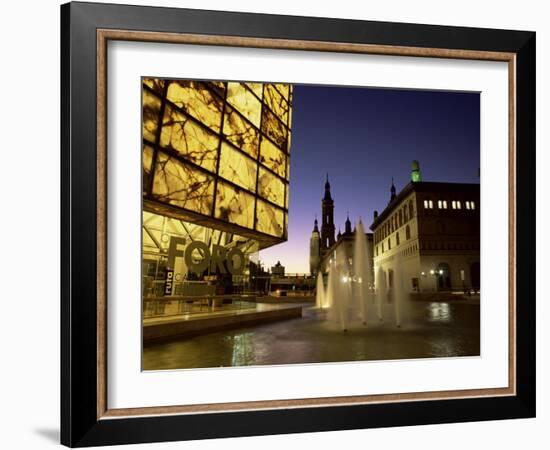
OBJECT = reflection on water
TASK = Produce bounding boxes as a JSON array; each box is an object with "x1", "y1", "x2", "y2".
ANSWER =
[
  {"x1": 427, "y1": 302, "x2": 451, "y2": 323},
  {"x1": 227, "y1": 332, "x2": 254, "y2": 367},
  {"x1": 143, "y1": 301, "x2": 480, "y2": 370}
]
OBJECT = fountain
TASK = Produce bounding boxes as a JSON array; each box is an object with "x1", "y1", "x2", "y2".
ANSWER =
[
  {"x1": 353, "y1": 220, "x2": 371, "y2": 325},
  {"x1": 315, "y1": 272, "x2": 327, "y2": 309},
  {"x1": 314, "y1": 219, "x2": 409, "y2": 331}
]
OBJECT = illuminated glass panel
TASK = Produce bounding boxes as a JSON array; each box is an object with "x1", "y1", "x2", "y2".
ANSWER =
[
  {"x1": 160, "y1": 105, "x2": 219, "y2": 171},
  {"x1": 259, "y1": 138, "x2": 286, "y2": 177},
  {"x1": 258, "y1": 167, "x2": 285, "y2": 207},
  {"x1": 264, "y1": 84, "x2": 289, "y2": 124},
  {"x1": 166, "y1": 80, "x2": 223, "y2": 132},
  {"x1": 286, "y1": 157, "x2": 290, "y2": 180},
  {"x1": 223, "y1": 106, "x2": 260, "y2": 158},
  {"x1": 226, "y1": 82, "x2": 262, "y2": 127},
  {"x1": 215, "y1": 181, "x2": 255, "y2": 228},
  {"x1": 245, "y1": 82, "x2": 263, "y2": 99},
  {"x1": 143, "y1": 144, "x2": 154, "y2": 193},
  {"x1": 256, "y1": 199, "x2": 284, "y2": 237},
  {"x1": 143, "y1": 90, "x2": 162, "y2": 143},
  {"x1": 218, "y1": 142, "x2": 257, "y2": 192},
  {"x1": 285, "y1": 185, "x2": 289, "y2": 209},
  {"x1": 261, "y1": 107, "x2": 287, "y2": 149},
  {"x1": 274, "y1": 83, "x2": 290, "y2": 101},
  {"x1": 286, "y1": 130, "x2": 292, "y2": 154},
  {"x1": 143, "y1": 79, "x2": 292, "y2": 246},
  {"x1": 152, "y1": 151, "x2": 214, "y2": 215},
  {"x1": 143, "y1": 78, "x2": 165, "y2": 94},
  {"x1": 207, "y1": 81, "x2": 226, "y2": 97}
]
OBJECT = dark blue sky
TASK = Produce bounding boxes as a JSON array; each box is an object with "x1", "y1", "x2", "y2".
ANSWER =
[{"x1": 260, "y1": 85, "x2": 480, "y2": 273}]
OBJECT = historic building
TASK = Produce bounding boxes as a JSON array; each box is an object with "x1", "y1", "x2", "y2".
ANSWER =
[
  {"x1": 309, "y1": 177, "x2": 374, "y2": 282},
  {"x1": 320, "y1": 175, "x2": 336, "y2": 256},
  {"x1": 309, "y1": 218, "x2": 321, "y2": 275},
  {"x1": 271, "y1": 261, "x2": 286, "y2": 276},
  {"x1": 370, "y1": 161, "x2": 480, "y2": 294},
  {"x1": 142, "y1": 79, "x2": 293, "y2": 303}
]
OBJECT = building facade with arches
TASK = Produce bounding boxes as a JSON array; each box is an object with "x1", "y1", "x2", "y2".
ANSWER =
[{"x1": 370, "y1": 166, "x2": 480, "y2": 295}]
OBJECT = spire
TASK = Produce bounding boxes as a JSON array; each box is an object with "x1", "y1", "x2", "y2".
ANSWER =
[
  {"x1": 313, "y1": 216, "x2": 319, "y2": 233},
  {"x1": 324, "y1": 173, "x2": 332, "y2": 201},
  {"x1": 321, "y1": 174, "x2": 335, "y2": 253},
  {"x1": 337, "y1": 228, "x2": 342, "y2": 240},
  {"x1": 390, "y1": 177, "x2": 396, "y2": 202},
  {"x1": 345, "y1": 212, "x2": 352, "y2": 234}
]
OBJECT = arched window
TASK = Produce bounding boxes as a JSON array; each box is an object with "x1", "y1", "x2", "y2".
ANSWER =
[
  {"x1": 388, "y1": 237, "x2": 391, "y2": 250},
  {"x1": 399, "y1": 210, "x2": 403, "y2": 226},
  {"x1": 405, "y1": 224, "x2": 411, "y2": 240},
  {"x1": 396, "y1": 232, "x2": 400, "y2": 245},
  {"x1": 409, "y1": 200, "x2": 414, "y2": 217},
  {"x1": 404, "y1": 205, "x2": 408, "y2": 221},
  {"x1": 436, "y1": 262, "x2": 452, "y2": 290}
]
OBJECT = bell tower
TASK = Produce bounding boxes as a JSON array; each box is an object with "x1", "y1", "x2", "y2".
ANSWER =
[
  {"x1": 309, "y1": 218, "x2": 321, "y2": 275},
  {"x1": 321, "y1": 174, "x2": 335, "y2": 255}
]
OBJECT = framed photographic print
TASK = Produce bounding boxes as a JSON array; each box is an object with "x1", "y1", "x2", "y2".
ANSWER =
[{"x1": 61, "y1": 1, "x2": 536, "y2": 447}]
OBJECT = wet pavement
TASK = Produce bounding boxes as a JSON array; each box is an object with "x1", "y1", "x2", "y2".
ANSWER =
[{"x1": 142, "y1": 300, "x2": 480, "y2": 370}]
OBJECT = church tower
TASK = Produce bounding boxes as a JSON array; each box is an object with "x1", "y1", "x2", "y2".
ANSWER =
[
  {"x1": 321, "y1": 174, "x2": 335, "y2": 255},
  {"x1": 309, "y1": 218, "x2": 321, "y2": 275},
  {"x1": 411, "y1": 160, "x2": 422, "y2": 182}
]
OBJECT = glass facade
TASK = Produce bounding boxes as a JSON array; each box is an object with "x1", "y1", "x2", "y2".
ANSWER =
[
  {"x1": 142, "y1": 79, "x2": 293, "y2": 246},
  {"x1": 142, "y1": 211, "x2": 261, "y2": 317},
  {"x1": 142, "y1": 78, "x2": 293, "y2": 315}
]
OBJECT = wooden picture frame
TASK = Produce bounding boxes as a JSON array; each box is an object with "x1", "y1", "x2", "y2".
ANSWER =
[{"x1": 61, "y1": 1, "x2": 535, "y2": 447}]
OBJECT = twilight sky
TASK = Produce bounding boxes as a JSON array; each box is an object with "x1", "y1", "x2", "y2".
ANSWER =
[{"x1": 260, "y1": 84, "x2": 480, "y2": 273}]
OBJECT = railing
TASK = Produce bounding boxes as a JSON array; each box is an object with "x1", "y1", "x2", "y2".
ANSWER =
[{"x1": 143, "y1": 293, "x2": 258, "y2": 319}]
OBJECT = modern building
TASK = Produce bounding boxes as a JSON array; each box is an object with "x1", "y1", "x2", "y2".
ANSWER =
[
  {"x1": 370, "y1": 161, "x2": 480, "y2": 294},
  {"x1": 142, "y1": 79, "x2": 293, "y2": 303}
]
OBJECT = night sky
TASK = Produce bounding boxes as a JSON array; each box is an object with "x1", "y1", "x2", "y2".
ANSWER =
[{"x1": 260, "y1": 85, "x2": 480, "y2": 273}]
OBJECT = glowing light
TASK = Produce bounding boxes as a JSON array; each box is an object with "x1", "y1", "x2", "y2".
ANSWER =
[{"x1": 430, "y1": 270, "x2": 435, "y2": 275}]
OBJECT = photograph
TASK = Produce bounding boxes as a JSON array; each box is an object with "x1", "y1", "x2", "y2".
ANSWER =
[{"x1": 141, "y1": 78, "x2": 481, "y2": 370}]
